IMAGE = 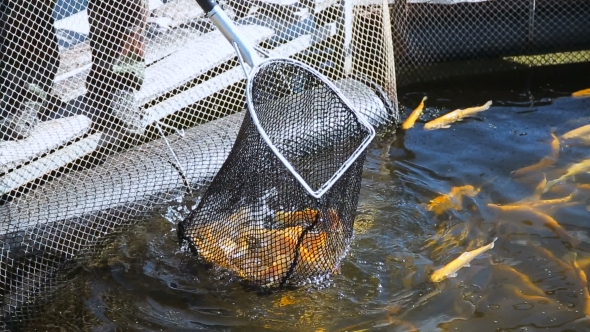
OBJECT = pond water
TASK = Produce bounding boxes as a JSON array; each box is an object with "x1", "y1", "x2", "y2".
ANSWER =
[{"x1": 28, "y1": 62, "x2": 590, "y2": 331}]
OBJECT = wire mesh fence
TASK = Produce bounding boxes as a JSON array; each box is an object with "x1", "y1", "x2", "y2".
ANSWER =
[{"x1": 0, "y1": 0, "x2": 589, "y2": 329}]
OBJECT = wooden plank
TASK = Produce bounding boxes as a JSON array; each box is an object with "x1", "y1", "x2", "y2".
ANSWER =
[
  {"x1": 136, "y1": 24, "x2": 274, "y2": 105},
  {"x1": 140, "y1": 22, "x2": 337, "y2": 127},
  {"x1": 256, "y1": 0, "x2": 299, "y2": 6},
  {"x1": 52, "y1": 0, "x2": 194, "y2": 100},
  {"x1": 145, "y1": 29, "x2": 203, "y2": 65},
  {"x1": 54, "y1": 0, "x2": 165, "y2": 36},
  {"x1": 319, "y1": 0, "x2": 489, "y2": 11},
  {"x1": 0, "y1": 132, "x2": 102, "y2": 195},
  {"x1": 150, "y1": 0, "x2": 205, "y2": 29},
  {"x1": 0, "y1": 115, "x2": 92, "y2": 173},
  {"x1": 53, "y1": 29, "x2": 208, "y2": 101},
  {"x1": 52, "y1": 65, "x2": 91, "y2": 101},
  {"x1": 55, "y1": 41, "x2": 92, "y2": 77},
  {"x1": 144, "y1": 0, "x2": 230, "y2": 66},
  {"x1": 54, "y1": 8, "x2": 90, "y2": 36},
  {"x1": 53, "y1": 28, "x2": 213, "y2": 101}
]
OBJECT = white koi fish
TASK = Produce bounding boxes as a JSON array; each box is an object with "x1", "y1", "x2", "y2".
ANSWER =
[
  {"x1": 424, "y1": 100, "x2": 492, "y2": 130},
  {"x1": 430, "y1": 237, "x2": 498, "y2": 282}
]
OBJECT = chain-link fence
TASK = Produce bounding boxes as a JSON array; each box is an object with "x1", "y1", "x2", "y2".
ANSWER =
[{"x1": 0, "y1": 0, "x2": 589, "y2": 329}]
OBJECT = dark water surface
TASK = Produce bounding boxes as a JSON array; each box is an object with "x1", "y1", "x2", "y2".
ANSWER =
[{"x1": 31, "y1": 63, "x2": 590, "y2": 331}]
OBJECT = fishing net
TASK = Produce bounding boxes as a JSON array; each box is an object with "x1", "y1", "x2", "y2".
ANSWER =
[
  {"x1": 0, "y1": 0, "x2": 589, "y2": 328},
  {"x1": 0, "y1": 0, "x2": 395, "y2": 327},
  {"x1": 178, "y1": 59, "x2": 375, "y2": 288}
]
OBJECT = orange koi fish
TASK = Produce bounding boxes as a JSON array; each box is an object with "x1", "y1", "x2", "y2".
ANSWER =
[
  {"x1": 572, "y1": 88, "x2": 590, "y2": 97},
  {"x1": 192, "y1": 207, "x2": 345, "y2": 286},
  {"x1": 569, "y1": 253, "x2": 590, "y2": 316},
  {"x1": 487, "y1": 204, "x2": 575, "y2": 244},
  {"x1": 426, "y1": 185, "x2": 480, "y2": 215},
  {"x1": 543, "y1": 158, "x2": 590, "y2": 193},
  {"x1": 275, "y1": 208, "x2": 319, "y2": 226},
  {"x1": 561, "y1": 124, "x2": 590, "y2": 140},
  {"x1": 424, "y1": 100, "x2": 492, "y2": 130},
  {"x1": 491, "y1": 264, "x2": 547, "y2": 297},
  {"x1": 497, "y1": 174, "x2": 578, "y2": 210},
  {"x1": 512, "y1": 132, "x2": 560, "y2": 178},
  {"x1": 402, "y1": 96, "x2": 427, "y2": 130}
]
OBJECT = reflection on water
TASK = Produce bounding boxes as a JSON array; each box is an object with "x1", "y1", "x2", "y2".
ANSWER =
[{"x1": 30, "y1": 63, "x2": 590, "y2": 331}]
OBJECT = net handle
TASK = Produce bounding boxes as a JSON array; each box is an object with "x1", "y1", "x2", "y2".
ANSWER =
[{"x1": 193, "y1": 0, "x2": 262, "y2": 67}]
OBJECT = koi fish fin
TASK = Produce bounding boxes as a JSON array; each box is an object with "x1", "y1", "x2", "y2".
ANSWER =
[
  {"x1": 532, "y1": 174, "x2": 547, "y2": 198},
  {"x1": 562, "y1": 251, "x2": 577, "y2": 265},
  {"x1": 449, "y1": 272, "x2": 458, "y2": 278},
  {"x1": 464, "y1": 263, "x2": 470, "y2": 267},
  {"x1": 477, "y1": 176, "x2": 498, "y2": 191},
  {"x1": 542, "y1": 179, "x2": 560, "y2": 194},
  {"x1": 441, "y1": 125, "x2": 451, "y2": 129},
  {"x1": 490, "y1": 237, "x2": 498, "y2": 249}
]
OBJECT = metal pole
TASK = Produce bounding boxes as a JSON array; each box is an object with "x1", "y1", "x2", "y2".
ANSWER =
[{"x1": 343, "y1": 0, "x2": 354, "y2": 75}]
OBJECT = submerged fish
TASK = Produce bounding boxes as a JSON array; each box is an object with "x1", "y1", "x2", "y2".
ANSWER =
[
  {"x1": 572, "y1": 88, "x2": 590, "y2": 97},
  {"x1": 195, "y1": 208, "x2": 344, "y2": 286},
  {"x1": 430, "y1": 237, "x2": 498, "y2": 282},
  {"x1": 512, "y1": 132, "x2": 560, "y2": 178},
  {"x1": 543, "y1": 159, "x2": 590, "y2": 193},
  {"x1": 295, "y1": 209, "x2": 344, "y2": 275},
  {"x1": 487, "y1": 204, "x2": 575, "y2": 244},
  {"x1": 561, "y1": 124, "x2": 590, "y2": 140},
  {"x1": 489, "y1": 264, "x2": 548, "y2": 299},
  {"x1": 488, "y1": 175, "x2": 574, "y2": 211},
  {"x1": 426, "y1": 184, "x2": 480, "y2": 215},
  {"x1": 495, "y1": 175, "x2": 578, "y2": 210},
  {"x1": 402, "y1": 96, "x2": 427, "y2": 130},
  {"x1": 568, "y1": 252, "x2": 590, "y2": 316},
  {"x1": 275, "y1": 208, "x2": 318, "y2": 227},
  {"x1": 424, "y1": 100, "x2": 492, "y2": 130},
  {"x1": 573, "y1": 260, "x2": 590, "y2": 316},
  {"x1": 518, "y1": 191, "x2": 578, "y2": 209},
  {"x1": 576, "y1": 253, "x2": 590, "y2": 270}
]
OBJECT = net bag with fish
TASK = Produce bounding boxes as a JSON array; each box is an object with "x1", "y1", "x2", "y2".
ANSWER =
[
  {"x1": 178, "y1": 75, "x2": 374, "y2": 287},
  {"x1": 178, "y1": 0, "x2": 375, "y2": 288}
]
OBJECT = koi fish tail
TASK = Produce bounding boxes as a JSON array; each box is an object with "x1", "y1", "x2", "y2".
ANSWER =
[{"x1": 467, "y1": 100, "x2": 493, "y2": 116}]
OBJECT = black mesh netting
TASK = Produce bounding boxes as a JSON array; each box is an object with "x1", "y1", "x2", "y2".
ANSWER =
[
  {"x1": 178, "y1": 59, "x2": 374, "y2": 288},
  {"x1": 386, "y1": 0, "x2": 590, "y2": 86}
]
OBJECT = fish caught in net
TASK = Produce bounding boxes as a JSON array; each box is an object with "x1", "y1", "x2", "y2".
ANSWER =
[{"x1": 179, "y1": 55, "x2": 375, "y2": 289}]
